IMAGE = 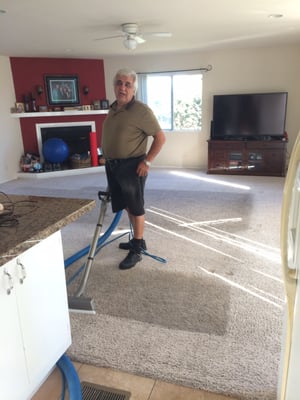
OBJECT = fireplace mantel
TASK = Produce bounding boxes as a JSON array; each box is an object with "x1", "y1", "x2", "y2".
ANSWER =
[{"x1": 11, "y1": 110, "x2": 108, "y2": 118}]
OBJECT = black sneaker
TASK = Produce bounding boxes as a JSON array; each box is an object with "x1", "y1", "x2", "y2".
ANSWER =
[
  {"x1": 119, "y1": 238, "x2": 147, "y2": 251},
  {"x1": 119, "y1": 250, "x2": 142, "y2": 270}
]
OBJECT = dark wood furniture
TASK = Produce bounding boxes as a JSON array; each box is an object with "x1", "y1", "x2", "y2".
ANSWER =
[{"x1": 207, "y1": 139, "x2": 287, "y2": 176}]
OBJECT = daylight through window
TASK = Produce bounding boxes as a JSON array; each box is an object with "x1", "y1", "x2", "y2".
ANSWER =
[{"x1": 137, "y1": 70, "x2": 203, "y2": 131}]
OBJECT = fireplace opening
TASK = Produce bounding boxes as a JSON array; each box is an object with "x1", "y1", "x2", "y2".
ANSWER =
[
  {"x1": 41, "y1": 125, "x2": 91, "y2": 155},
  {"x1": 35, "y1": 121, "x2": 97, "y2": 171}
]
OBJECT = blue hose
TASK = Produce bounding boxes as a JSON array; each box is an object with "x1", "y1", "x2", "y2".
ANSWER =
[
  {"x1": 64, "y1": 210, "x2": 123, "y2": 268},
  {"x1": 65, "y1": 206, "x2": 166, "y2": 288},
  {"x1": 56, "y1": 354, "x2": 82, "y2": 400}
]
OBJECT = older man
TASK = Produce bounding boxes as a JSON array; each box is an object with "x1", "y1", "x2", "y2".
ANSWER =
[{"x1": 101, "y1": 68, "x2": 166, "y2": 270}]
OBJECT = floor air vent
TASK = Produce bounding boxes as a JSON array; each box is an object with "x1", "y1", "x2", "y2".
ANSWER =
[{"x1": 81, "y1": 381, "x2": 131, "y2": 400}]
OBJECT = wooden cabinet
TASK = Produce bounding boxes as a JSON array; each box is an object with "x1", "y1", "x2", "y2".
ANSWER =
[
  {"x1": 207, "y1": 140, "x2": 287, "y2": 176},
  {"x1": 0, "y1": 231, "x2": 71, "y2": 400}
]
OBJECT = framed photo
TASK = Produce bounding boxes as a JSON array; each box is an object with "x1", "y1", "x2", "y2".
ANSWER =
[
  {"x1": 15, "y1": 102, "x2": 25, "y2": 113},
  {"x1": 45, "y1": 75, "x2": 80, "y2": 106},
  {"x1": 93, "y1": 100, "x2": 101, "y2": 110},
  {"x1": 100, "y1": 99, "x2": 110, "y2": 110}
]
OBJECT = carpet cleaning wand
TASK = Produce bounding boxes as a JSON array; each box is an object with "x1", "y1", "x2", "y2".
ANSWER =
[{"x1": 68, "y1": 190, "x2": 116, "y2": 314}]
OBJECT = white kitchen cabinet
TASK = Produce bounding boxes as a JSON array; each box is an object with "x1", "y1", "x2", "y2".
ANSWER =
[
  {"x1": 0, "y1": 231, "x2": 71, "y2": 400},
  {"x1": 0, "y1": 257, "x2": 29, "y2": 399}
]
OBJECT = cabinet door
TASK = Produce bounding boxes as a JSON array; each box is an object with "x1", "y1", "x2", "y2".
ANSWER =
[
  {"x1": 262, "y1": 149, "x2": 285, "y2": 175},
  {"x1": 16, "y1": 231, "x2": 71, "y2": 395},
  {"x1": 0, "y1": 260, "x2": 29, "y2": 400},
  {"x1": 207, "y1": 140, "x2": 246, "y2": 173},
  {"x1": 246, "y1": 141, "x2": 286, "y2": 176}
]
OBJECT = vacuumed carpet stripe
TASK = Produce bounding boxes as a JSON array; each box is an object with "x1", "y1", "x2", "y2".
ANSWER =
[{"x1": 81, "y1": 381, "x2": 131, "y2": 400}]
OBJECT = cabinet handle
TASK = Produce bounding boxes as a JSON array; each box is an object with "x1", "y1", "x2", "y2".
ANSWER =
[
  {"x1": 3, "y1": 269, "x2": 14, "y2": 295},
  {"x1": 17, "y1": 259, "x2": 26, "y2": 284}
]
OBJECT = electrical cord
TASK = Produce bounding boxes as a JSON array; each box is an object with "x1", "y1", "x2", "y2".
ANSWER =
[
  {"x1": 0, "y1": 191, "x2": 16, "y2": 226},
  {"x1": 0, "y1": 191, "x2": 38, "y2": 227}
]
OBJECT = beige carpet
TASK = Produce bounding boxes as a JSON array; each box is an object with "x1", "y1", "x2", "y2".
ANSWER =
[{"x1": 0, "y1": 168, "x2": 286, "y2": 400}]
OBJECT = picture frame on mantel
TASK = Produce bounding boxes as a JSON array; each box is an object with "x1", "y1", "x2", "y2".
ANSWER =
[{"x1": 45, "y1": 75, "x2": 80, "y2": 106}]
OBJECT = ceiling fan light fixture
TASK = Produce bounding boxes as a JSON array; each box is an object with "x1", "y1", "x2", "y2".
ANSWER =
[{"x1": 123, "y1": 37, "x2": 137, "y2": 50}]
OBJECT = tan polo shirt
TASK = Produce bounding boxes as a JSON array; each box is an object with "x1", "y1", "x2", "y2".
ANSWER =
[{"x1": 101, "y1": 98, "x2": 161, "y2": 159}]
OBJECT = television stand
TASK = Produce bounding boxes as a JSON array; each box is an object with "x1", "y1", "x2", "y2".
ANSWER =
[{"x1": 207, "y1": 139, "x2": 287, "y2": 176}]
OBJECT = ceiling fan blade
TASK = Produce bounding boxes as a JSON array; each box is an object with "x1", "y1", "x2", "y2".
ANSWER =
[
  {"x1": 135, "y1": 35, "x2": 146, "y2": 44},
  {"x1": 144, "y1": 32, "x2": 172, "y2": 38},
  {"x1": 94, "y1": 34, "x2": 124, "y2": 41}
]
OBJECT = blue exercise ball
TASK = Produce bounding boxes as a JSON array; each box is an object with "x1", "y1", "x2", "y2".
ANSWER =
[{"x1": 43, "y1": 138, "x2": 69, "y2": 163}]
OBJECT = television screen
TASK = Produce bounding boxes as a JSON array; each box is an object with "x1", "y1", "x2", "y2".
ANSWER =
[{"x1": 211, "y1": 92, "x2": 288, "y2": 140}]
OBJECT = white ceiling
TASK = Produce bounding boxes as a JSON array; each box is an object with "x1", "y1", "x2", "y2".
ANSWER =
[{"x1": 0, "y1": 0, "x2": 300, "y2": 58}]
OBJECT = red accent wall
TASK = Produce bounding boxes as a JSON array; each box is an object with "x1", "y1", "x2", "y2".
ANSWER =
[{"x1": 10, "y1": 57, "x2": 107, "y2": 154}]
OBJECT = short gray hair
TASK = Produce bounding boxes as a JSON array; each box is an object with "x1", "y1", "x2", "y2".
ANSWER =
[{"x1": 113, "y1": 68, "x2": 138, "y2": 92}]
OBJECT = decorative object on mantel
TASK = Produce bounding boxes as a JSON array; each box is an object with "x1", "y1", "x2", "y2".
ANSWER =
[
  {"x1": 82, "y1": 105, "x2": 92, "y2": 111},
  {"x1": 93, "y1": 100, "x2": 101, "y2": 110},
  {"x1": 20, "y1": 93, "x2": 37, "y2": 112},
  {"x1": 100, "y1": 99, "x2": 109, "y2": 109},
  {"x1": 45, "y1": 75, "x2": 80, "y2": 106},
  {"x1": 15, "y1": 102, "x2": 25, "y2": 113},
  {"x1": 30, "y1": 93, "x2": 37, "y2": 112},
  {"x1": 36, "y1": 85, "x2": 44, "y2": 96},
  {"x1": 63, "y1": 106, "x2": 85, "y2": 111},
  {"x1": 24, "y1": 95, "x2": 31, "y2": 112}
]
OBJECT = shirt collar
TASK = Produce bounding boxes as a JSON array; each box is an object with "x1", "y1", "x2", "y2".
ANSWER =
[{"x1": 111, "y1": 96, "x2": 136, "y2": 111}]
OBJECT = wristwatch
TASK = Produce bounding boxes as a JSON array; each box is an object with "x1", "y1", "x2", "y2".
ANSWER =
[{"x1": 143, "y1": 160, "x2": 151, "y2": 167}]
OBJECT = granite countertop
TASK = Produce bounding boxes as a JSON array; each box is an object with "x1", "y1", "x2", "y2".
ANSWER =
[{"x1": 0, "y1": 195, "x2": 95, "y2": 266}]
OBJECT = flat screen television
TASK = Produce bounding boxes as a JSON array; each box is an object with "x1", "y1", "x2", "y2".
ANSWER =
[{"x1": 211, "y1": 92, "x2": 288, "y2": 141}]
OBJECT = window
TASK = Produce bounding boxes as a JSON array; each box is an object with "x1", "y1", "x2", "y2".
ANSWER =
[{"x1": 137, "y1": 70, "x2": 203, "y2": 131}]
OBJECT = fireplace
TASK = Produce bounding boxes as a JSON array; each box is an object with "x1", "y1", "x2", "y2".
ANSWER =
[{"x1": 36, "y1": 121, "x2": 96, "y2": 165}]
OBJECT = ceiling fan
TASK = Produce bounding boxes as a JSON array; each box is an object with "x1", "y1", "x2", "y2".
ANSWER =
[{"x1": 95, "y1": 23, "x2": 172, "y2": 50}]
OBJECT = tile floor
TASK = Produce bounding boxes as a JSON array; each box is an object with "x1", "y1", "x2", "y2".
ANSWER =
[{"x1": 32, "y1": 361, "x2": 240, "y2": 400}]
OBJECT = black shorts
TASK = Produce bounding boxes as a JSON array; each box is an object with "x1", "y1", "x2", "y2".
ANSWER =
[{"x1": 105, "y1": 155, "x2": 147, "y2": 216}]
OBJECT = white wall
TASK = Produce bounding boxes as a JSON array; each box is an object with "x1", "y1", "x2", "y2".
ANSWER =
[
  {"x1": 0, "y1": 56, "x2": 23, "y2": 183},
  {"x1": 104, "y1": 44, "x2": 300, "y2": 169}
]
